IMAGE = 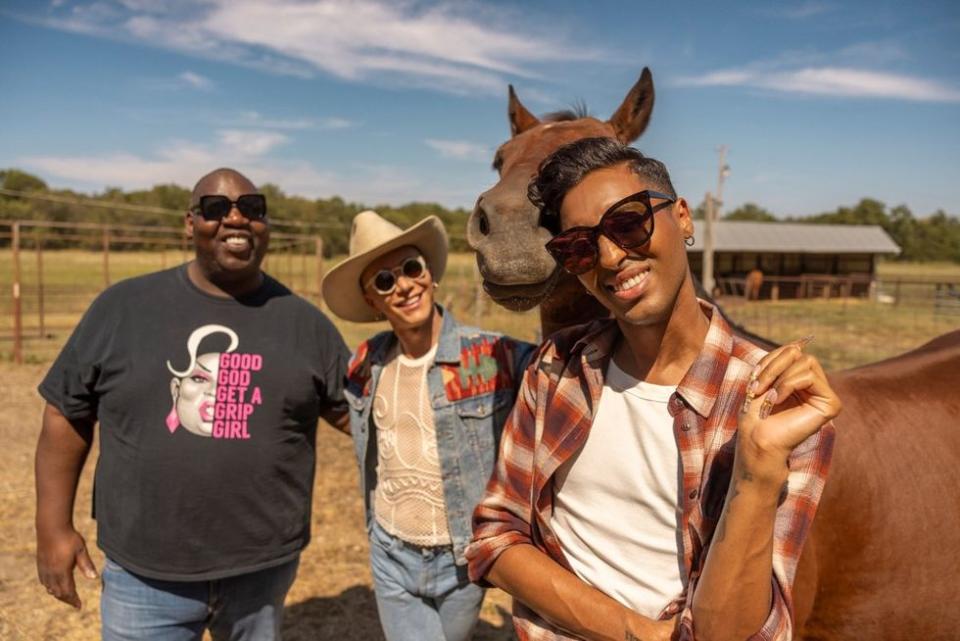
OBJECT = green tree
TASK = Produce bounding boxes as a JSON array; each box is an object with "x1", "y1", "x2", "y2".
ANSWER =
[
  {"x1": 724, "y1": 203, "x2": 776, "y2": 222},
  {"x1": 1, "y1": 169, "x2": 48, "y2": 192}
]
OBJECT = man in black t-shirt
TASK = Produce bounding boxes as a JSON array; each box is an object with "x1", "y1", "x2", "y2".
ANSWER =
[{"x1": 35, "y1": 168, "x2": 350, "y2": 640}]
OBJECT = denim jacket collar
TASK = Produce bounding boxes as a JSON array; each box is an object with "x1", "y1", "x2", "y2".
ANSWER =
[{"x1": 366, "y1": 304, "x2": 460, "y2": 369}]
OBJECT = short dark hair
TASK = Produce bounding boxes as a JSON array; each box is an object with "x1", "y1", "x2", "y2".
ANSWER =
[{"x1": 528, "y1": 137, "x2": 676, "y2": 234}]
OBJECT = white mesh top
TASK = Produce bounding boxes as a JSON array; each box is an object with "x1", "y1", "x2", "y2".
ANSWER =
[{"x1": 372, "y1": 342, "x2": 451, "y2": 546}]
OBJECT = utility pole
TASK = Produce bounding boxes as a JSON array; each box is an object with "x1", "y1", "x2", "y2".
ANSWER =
[{"x1": 701, "y1": 145, "x2": 729, "y2": 296}]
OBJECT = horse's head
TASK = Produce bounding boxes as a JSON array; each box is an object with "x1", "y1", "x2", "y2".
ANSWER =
[{"x1": 467, "y1": 68, "x2": 655, "y2": 311}]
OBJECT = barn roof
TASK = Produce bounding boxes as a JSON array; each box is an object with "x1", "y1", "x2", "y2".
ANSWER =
[{"x1": 687, "y1": 221, "x2": 900, "y2": 254}]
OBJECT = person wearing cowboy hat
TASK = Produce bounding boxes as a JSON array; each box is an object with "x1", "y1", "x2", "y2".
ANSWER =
[{"x1": 322, "y1": 211, "x2": 535, "y2": 641}]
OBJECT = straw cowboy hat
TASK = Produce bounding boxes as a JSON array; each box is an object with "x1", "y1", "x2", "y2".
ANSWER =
[{"x1": 322, "y1": 210, "x2": 448, "y2": 322}]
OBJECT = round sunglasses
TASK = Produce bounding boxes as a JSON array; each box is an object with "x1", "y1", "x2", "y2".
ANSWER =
[
  {"x1": 544, "y1": 190, "x2": 676, "y2": 275},
  {"x1": 364, "y1": 255, "x2": 428, "y2": 295},
  {"x1": 191, "y1": 194, "x2": 267, "y2": 222}
]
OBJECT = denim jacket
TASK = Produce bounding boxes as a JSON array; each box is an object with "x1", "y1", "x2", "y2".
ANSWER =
[{"x1": 344, "y1": 306, "x2": 535, "y2": 565}]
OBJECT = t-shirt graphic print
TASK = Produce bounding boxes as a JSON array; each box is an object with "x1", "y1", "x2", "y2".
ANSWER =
[{"x1": 164, "y1": 324, "x2": 264, "y2": 440}]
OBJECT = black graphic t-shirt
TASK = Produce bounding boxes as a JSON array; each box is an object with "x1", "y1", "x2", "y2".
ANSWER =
[{"x1": 39, "y1": 265, "x2": 349, "y2": 581}]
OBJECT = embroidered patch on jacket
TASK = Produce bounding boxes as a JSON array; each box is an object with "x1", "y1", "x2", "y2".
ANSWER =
[
  {"x1": 347, "y1": 340, "x2": 372, "y2": 397},
  {"x1": 442, "y1": 336, "x2": 517, "y2": 401}
]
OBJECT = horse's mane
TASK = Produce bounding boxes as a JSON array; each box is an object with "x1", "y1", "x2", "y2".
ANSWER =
[{"x1": 542, "y1": 100, "x2": 590, "y2": 122}]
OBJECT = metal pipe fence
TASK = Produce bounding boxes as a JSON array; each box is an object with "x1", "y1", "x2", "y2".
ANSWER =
[
  {"x1": 715, "y1": 275, "x2": 960, "y2": 370},
  {"x1": 0, "y1": 220, "x2": 324, "y2": 363}
]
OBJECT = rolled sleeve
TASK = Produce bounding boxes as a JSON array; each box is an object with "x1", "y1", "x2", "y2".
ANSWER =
[{"x1": 679, "y1": 421, "x2": 836, "y2": 641}]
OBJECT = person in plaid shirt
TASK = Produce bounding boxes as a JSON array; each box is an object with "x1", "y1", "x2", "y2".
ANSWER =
[{"x1": 467, "y1": 137, "x2": 840, "y2": 641}]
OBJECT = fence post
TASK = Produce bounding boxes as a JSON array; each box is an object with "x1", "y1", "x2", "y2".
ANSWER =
[
  {"x1": 12, "y1": 222, "x2": 23, "y2": 364},
  {"x1": 894, "y1": 280, "x2": 902, "y2": 307},
  {"x1": 102, "y1": 226, "x2": 111, "y2": 287},
  {"x1": 36, "y1": 229, "x2": 45, "y2": 337},
  {"x1": 286, "y1": 245, "x2": 294, "y2": 286},
  {"x1": 301, "y1": 241, "x2": 308, "y2": 294},
  {"x1": 315, "y1": 238, "x2": 324, "y2": 303}
]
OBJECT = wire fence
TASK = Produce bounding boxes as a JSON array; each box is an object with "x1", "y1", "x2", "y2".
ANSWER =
[{"x1": 715, "y1": 275, "x2": 960, "y2": 370}]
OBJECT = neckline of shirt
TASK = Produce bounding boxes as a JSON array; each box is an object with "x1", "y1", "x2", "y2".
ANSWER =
[
  {"x1": 396, "y1": 342, "x2": 439, "y2": 368},
  {"x1": 605, "y1": 357, "x2": 676, "y2": 403},
  {"x1": 176, "y1": 263, "x2": 271, "y2": 306}
]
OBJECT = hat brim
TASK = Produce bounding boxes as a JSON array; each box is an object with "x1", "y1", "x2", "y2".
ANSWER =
[{"x1": 321, "y1": 215, "x2": 449, "y2": 322}]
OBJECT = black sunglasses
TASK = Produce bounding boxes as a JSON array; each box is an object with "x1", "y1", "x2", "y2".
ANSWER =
[
  {"x1": 364, "y1": 255, "x2": 428, "y2": 295},
  {"x1": 191, "y1": 194, "x2": 267, "y2": 222},
  {"x1": 544, "y1": 190, "x2": 675, "y2": 275}
]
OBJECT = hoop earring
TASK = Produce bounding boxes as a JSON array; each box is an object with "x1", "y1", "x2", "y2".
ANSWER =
[
  {"x1": 433, "y1": 282, "x2": 439, "y2": 289},
  {"x1": 684, "y1": 236, "x2": 695, "y2": 247}
]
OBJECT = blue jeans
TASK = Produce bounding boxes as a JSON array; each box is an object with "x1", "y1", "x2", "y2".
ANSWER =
[
  {"x1": 100, "y1": 556, "x2": 299, "y2": 641},
  {"x1": 369, "y1": 521, "x2": 485, "y2": 641}
]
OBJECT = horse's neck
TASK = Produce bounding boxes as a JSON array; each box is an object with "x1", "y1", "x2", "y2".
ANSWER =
[{"x1": 539, "y1": 273, "x2": 609, "y2": 337}]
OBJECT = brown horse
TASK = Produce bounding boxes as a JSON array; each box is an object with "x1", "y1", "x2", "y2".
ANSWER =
[{"x1": 466, "y1": 68, "x2": 960, "y2": 640}]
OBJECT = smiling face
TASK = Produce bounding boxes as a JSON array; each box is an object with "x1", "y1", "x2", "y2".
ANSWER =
[
  {"x1": 171, "y1": 352, "x2": 220, "y2": 437},
  {"x1": 186, "y1": 169, "x2": 269, "y2": 290},
  {"x1": 361, "y1": 245, "x2": 435, "y2": 332},
  {"x1": 558, "y1": 162, "x2": 694, "y2": 327}
]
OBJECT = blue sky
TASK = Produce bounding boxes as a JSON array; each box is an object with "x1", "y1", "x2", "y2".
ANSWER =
[{"x1": 1, "y1": 0, "x2": 958, "y2": 218}]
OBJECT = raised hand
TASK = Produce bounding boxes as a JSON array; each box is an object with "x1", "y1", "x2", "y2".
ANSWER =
[{"x1": 738, "y1": 337, "x2": 842, "y2": 478}]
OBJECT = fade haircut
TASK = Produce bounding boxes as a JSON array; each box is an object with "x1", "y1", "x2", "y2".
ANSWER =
[{"x1": 528, "y1": 137, "x2": 676, "y2": 234}]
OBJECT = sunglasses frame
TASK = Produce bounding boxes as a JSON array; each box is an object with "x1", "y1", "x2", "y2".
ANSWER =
[
  {"x1": 364, "y1": 255, "x2": 429, "y2": 296},
  {"x1": 544, "y1": 189, "x2": 676, "y2": 275},
  {"x1": 191, "y1": 194, "x2": 268, "y2": 222}
]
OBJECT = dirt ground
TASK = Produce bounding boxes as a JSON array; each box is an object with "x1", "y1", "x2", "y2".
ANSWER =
[{"x1": 0, "y1": 363, "x2": 516, "y2": 640}]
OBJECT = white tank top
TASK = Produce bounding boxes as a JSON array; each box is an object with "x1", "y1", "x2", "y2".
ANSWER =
[
  {"x1": 550, "y1": 356, "x2": 684, "y2": 617},
  {"x1": 372, "y1": 343, "x2": 451, "y2": 546}
]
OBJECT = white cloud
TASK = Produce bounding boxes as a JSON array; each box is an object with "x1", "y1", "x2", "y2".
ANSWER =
[
  {"x1": 177, "y1": 70, "x2": 212, "y2": 90},
  {"x1": 16, "y1": 130, "x2": 443, "y2": 205},
  {"x1": 232, "y1": 111, "x2": 356, "y2": 130},
  {"x1": 425, "y1": 139, "x2": 490, "y2": 162},
  {"x1": 34, "y1": 0, "x2": 599, "y2": 95},
  {"x1": 676, "y1": 66, "x2": 960, "y2": 102},
  {"x1": 216, "y1": 129, "x2": 289, "y2": 156}
]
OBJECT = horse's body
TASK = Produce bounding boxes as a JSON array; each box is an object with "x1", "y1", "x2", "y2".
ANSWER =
[{"x1": 466, "y1": 69, "x2": 960, "y2": 639}]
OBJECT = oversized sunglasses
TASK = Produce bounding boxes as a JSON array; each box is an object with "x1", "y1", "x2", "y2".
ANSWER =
[
  {"x1": 544, "y1": 190, "x2": 675, "y2": 275},
  {"x1": 191, "y1": 194, "x2": 267, "y2": 222},
  {"x1": 364, "y1": 255, "x2": 428, "y2": 295}
]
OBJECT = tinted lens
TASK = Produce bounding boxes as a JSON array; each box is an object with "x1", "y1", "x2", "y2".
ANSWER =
[
  {"x1": 546, "y1": 231, "x2": 598, "y2": 275},
  {"x1": 602, "y1": 205, "x2": 653, "y2": 248},
  {"x1": 373, "y1": 270, "x2": 396, "y2": 294},
  {"x1": 401, "y1": 257, "x2": 425, "y2": 279},
  {"x1": 236, "y1": 194, "x2": 267, "y2": 220},
  {"x1": 199, "y1": 196, "x2": 231, "y2": 220}
]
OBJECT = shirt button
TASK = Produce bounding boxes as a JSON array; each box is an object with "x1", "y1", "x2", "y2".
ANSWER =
[
  {"x1": 681, "y1": 422, "x2": 691, "y2": 431},
  {"x1": 688, "y1": 489, "x2": 699, "y2": 499}
]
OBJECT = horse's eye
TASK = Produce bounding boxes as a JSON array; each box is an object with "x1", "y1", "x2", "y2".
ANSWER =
[{"x1": 492, "y1": 152, "x2": 504, "y2": 173}]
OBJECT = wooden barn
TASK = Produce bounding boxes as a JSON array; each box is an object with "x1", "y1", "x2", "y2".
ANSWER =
[{"x1": 686, "y1": 221, "x2": 901, "y2": 299}]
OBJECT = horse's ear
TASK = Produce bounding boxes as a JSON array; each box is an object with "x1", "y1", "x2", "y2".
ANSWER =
[
  {"x1": 607, "y1": 67, "x2": 655, "y2": 143},
  {"x1": 508, "y1": 84, "x2": 540, "y2": 137}
]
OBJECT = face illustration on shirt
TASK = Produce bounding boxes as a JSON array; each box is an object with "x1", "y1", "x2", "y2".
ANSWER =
[{"x1": 170, "y1": 352, "x2": 221, "y2": 437}]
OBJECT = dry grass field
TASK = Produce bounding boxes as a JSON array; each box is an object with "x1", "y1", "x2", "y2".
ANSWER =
[{"x1": 0, "y1": 250, "x2": 957, "y2": 638}]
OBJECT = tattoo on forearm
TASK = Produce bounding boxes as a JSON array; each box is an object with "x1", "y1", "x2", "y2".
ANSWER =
[{"x1": 625, "y1": 632, "x2": 642, "y2": 641}]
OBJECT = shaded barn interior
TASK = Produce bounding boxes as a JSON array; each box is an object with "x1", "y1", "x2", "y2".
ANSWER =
[{"x1": 687, "y1": 221, "x2": 901, "y2": 299}]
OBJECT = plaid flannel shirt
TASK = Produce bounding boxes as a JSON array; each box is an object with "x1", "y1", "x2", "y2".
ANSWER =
[{"x1": 466, "y1": 301, "x2": 835, "y2": 641}]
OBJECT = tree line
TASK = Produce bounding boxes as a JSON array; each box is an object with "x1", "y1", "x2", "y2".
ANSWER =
[{"x1": 2, "y1": 168, "x2": 958, "y2": 262}]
